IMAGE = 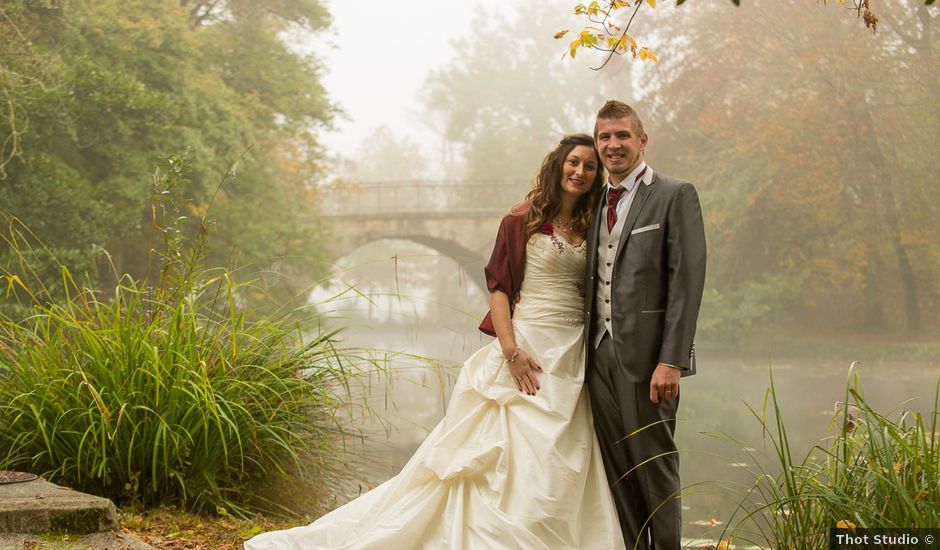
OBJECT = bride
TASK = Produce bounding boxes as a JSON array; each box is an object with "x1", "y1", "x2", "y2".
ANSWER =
[{"x1": 245, "y1": 134, "x2": 626, "y2": 549}]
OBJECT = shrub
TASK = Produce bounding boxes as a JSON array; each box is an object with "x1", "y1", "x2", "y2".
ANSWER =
[{"x1": 0, "y1": 156, "x2": 353, "y2": 515}]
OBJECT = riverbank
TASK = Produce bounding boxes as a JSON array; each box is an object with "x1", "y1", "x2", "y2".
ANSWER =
[{"x1": 703, "y1": 331, "x2": 940, "y2": 364}]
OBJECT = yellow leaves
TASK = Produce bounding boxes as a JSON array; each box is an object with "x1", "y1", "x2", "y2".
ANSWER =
[
  {"x1": 564, "y1": 1, "x2": 659, "y2": 63},
  {"x1": 574, "y1": 2, "x2": 606, "y2": 16},
  {"x1": 567, "y1": 28, "x2": 601, "y2": 57},
  {"x1": 638, "y1": 46, "x2": 658, "y2": 62},
  {"x1": 716, "y1": 537, "x2": 733, "y2": 550},
  {"x1": 836, "y1": 519, "x2": 857, "y2": 529},
  {"x1": 569, "y1": 39, "x2": 580, "y2": 58},
  {"x1": 577, "y1": 29, "x2": 600, "y2": 47},
  {"x1": 619, "y1": 33, "x2": 638, "y2": 52}
]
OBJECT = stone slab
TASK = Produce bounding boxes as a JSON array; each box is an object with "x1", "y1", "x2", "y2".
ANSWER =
[{"x1": 0, "y1": 478, "x2": 117, "y2": 535}]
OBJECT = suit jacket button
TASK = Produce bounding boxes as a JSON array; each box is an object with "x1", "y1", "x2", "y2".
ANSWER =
[
  {"x1": 605, "y1": 281, "x2": 610, "y2": 286},
  {"x1": 605, "y1": 318, "x2": 610, "y2": 322},
  {"x1": 608, "y1": 244, "x2": 614, "y2": 249}
]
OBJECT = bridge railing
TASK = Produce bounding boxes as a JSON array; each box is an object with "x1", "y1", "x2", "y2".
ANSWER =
[{"x1": 318, "y1": 179, "x2": 532, "y2": 219}]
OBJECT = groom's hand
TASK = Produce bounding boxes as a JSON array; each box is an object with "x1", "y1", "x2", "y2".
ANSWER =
[{"x1": 649, "y1": 363, "x2": 680, "y2": 404}]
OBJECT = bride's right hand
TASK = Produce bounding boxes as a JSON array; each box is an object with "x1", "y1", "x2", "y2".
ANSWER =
[{"x1": 507, "y1": 348, "x2": 542, "y2": 395}]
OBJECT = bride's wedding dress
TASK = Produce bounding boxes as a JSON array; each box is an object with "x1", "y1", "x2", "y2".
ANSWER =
[{"x1": 245, "y1": 231, "x2": 625, "y2": 549}]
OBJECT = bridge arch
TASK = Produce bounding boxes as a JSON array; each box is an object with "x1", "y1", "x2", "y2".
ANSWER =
[{"x1": 319, "y1": 179, "x2": 531, "y2": 294}]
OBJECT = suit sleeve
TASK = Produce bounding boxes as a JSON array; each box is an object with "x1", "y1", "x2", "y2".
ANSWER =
[{"x1": 659, "y1": 183, "x2": 706, "y2": 370}]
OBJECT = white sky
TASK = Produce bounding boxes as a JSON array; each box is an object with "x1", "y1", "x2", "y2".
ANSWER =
[{"x1": 312, "y1": 0, "x2": 507, "y2": 174}]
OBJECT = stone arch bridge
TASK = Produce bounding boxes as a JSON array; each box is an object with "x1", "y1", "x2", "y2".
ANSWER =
[{"x1": 317, "y1": 179, "x2": 530, "y2": 291}]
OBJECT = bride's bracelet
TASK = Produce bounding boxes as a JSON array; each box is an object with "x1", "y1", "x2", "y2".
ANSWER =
[{"x1": 506, "y1": 347, "x2": 520, "y2": 363}]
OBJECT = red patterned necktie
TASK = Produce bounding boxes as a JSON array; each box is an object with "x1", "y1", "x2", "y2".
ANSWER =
[
  {"x1": 606, "y1": 167, "x2": 647, "y2": 233},
  {"x1": 606, "y1": 187, "x2": 624, "y2": 233}
]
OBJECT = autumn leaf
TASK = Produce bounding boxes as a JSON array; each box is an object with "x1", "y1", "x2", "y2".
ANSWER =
[
  {"x1": 646, "y1": 0, "x2": 657, "y2": 7},
  {"x1": 638, "y1": 46, "x2": 658, "y2": 62},
  {"x1": 836, "y1": 519, "x2": 857, "y2": 529},
  {"x1": 578, "y1": 29, "x2": 599, "y2": 47},
  {"x1": 554, "y1": 29, "x2": 570, "y2": 39},
  {"x1": 619, "y1": 33, "x2": 638, "y2": 51}
]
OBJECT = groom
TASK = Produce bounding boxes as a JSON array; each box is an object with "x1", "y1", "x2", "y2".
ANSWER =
[{"x1": 584, "y1": 100, "x2": 706, "y2": 549}]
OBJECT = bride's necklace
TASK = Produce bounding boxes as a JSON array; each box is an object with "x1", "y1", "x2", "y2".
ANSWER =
[{"x1": 553, "y1": 216, "x2": 574, "y2": 230}]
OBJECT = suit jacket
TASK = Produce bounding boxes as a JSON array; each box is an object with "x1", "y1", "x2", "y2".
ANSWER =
[{"x1": 584, "y1": 171, "x2": 706, "y2": 381}]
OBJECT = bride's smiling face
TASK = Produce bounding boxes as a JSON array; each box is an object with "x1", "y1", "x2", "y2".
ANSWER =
[{"x1": 559, "y1": 145, "x2": 599, "y2": 201}]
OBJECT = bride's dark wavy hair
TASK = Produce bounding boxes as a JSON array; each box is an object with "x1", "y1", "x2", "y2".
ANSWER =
[{"x1": 523, "y1": 133, "x2": 605, "y2": 240}]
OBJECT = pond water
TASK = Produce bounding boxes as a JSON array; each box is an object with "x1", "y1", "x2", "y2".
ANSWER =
[
  {"x1": 330, "y1": 326, "x2": 939, "y2": 546},
  {"x1": 312, "y1": 241, "x2": 938, "y2": 545}
]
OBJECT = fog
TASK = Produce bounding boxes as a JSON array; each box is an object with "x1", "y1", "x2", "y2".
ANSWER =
[
  {"x1": 311, "y1": 0, "x2": 940, "y2": 539},
  {"x1": 2, "y1": 0, "x2": 935, "y2": 542}
]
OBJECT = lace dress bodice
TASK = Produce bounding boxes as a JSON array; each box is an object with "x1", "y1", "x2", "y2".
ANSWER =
[{"x1": 513, "y1": 232, "x2": 587, "y2": 328}]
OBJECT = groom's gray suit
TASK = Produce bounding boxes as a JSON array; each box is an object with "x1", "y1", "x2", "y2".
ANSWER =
[{"x1": 584, "y1": 168, "x2": 706, "y2": 549}]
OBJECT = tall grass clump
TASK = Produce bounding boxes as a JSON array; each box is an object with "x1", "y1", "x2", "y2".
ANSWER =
[
  {"x1": 0, "y1": 155, "x2": 353, "y2": 515},
  {"x1": 720, "y1": 364, "x2": 940, "y2": 548}
]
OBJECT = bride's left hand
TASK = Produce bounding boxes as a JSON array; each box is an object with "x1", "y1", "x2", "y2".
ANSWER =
[{"x1": 507, "y1": 349, "x2": 541, "y2": 396}]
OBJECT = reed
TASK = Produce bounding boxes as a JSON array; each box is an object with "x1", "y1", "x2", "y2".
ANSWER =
[{"x1": 720, "y1": 364, "x2": 940, "y2": 548}]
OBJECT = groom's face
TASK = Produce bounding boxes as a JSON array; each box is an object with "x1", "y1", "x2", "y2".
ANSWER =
[{"x1": 595, "y1": 116, "x2": 647, "y2": 182}]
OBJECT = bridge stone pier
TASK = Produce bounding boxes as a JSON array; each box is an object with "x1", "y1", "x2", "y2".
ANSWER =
[{"x1": 318, "y1": 179, "x2": 531, "y2": 291}]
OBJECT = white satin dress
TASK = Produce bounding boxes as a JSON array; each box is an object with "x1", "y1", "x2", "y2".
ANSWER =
[{"x1": 245, "y1": 232, "x2": 626, "y2": 550}]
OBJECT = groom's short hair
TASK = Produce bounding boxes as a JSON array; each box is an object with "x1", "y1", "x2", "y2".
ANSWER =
[{"x1": 595, "y1": 100, "x2": 645, "y2": 138}]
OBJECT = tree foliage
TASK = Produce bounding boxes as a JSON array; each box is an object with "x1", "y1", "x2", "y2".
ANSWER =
[
  {"x1": 630, "y1": 0, "x2": 939, "y2": 335},
  {"x1": 558, "y1": 0, "x2": 934, "y2": 69},
  {"x1": 425, "y1": 0, "x2": 605, "y2": 180},
  {"x1": 0, "y1": 0, "x2": 334, "y2": 304}
]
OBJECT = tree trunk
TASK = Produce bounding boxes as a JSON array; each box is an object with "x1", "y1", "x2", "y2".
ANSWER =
[{"x1": 862, "y1": 243, "x2": 887, "y2": 329}]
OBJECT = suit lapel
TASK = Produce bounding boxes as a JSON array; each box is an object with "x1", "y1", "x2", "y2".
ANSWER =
[
  {"x1": 614, "y1": 172, "x2": 656, "y2": 263},
  {"x1": 586, "y1": 191, "x2": 605, "y2": 264},
  {"x1": 583, "y1": 191, "x2": 605, "y2": 313}
]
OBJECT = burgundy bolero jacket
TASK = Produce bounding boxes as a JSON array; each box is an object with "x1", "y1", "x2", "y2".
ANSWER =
[{"x1": 479, "y1": 203, "x2": 531, "y2": 337}]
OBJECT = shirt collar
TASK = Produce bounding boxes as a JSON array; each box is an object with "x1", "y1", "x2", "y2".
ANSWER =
[{"x1": 607, "y1": 161, "x2": 648, "y2": 193}]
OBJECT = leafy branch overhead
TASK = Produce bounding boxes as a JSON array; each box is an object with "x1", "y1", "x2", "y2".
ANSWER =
[{"x1": 557, "y1": 0, "x2": 933, "y2": 69}]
